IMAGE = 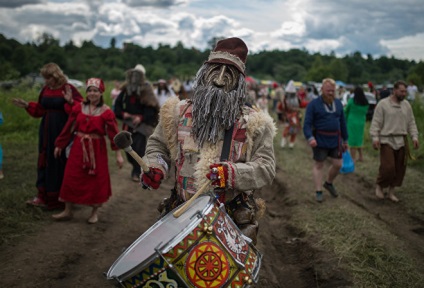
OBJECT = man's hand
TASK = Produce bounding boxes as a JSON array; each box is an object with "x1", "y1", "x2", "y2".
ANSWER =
[
  {"x1": 372, "y1": 140, "x2": 380, "y2": 150},
  {"x1": 116, "y1": 152, "x2": 124, "y2": 169},
  {"x1": 132, "y1": 115, "x2": 142, "y2": 126},
  {"x1": 122, "y1": 112, "x2": 132, "y2": 119},
  {"x1": 413, "y1": 139, "x2": 419, "y2": 149},
  {"x1": 141, "y1": 168, "x2": 164, "y2": 189},
  {"x1": 308, "y1": 139, "x2": 317, "y2": 148},
  {"x1": 206, "y1": 164, "x2": 228, "y2": 188}
]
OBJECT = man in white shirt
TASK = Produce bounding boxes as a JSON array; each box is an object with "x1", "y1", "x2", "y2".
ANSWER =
[
  {"x1": 370, "y1": 80, "x2": 419, "y2": 202},
  {"x1": 407, "y1": 80, "x2": 418, "y2": 101},
  {"x1": 154, "y1": 79, "x2": 176, "y2": 107}
]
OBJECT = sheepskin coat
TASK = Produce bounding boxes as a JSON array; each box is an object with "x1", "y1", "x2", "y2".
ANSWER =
[{"x1": 143, "y1": 96, "x2": 276, "y2": 201}]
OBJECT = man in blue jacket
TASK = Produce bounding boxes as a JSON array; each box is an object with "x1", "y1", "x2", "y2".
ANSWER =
[{"x1": 303, "y1": 78, "x2": 348, "y2": 202}]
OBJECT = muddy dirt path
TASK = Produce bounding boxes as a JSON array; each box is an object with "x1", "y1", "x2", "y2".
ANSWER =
[{"x1": 0, "y1": 138, "x2": 423, "y2": 288}]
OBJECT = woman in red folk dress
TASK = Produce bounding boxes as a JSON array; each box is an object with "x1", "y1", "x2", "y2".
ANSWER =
[
  {"x1": 12, "y1": 63, "x2": 83, "y2": 210},
  {"x1": 53, "y1": 78, "x2": 124, "y2": 224}
]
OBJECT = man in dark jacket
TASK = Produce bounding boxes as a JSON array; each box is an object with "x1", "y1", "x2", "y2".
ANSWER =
[{"x1": 114, "y1": 64, "x2": 160, "y2": 181}]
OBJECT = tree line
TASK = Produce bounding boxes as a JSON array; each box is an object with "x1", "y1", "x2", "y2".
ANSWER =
[{"x1": 1, "y1": 33, "x2": 423, "y2": 87}]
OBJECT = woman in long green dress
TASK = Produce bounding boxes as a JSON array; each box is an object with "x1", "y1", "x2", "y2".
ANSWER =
[{"x1": 344, "y1": 87, "x2": 369, "y2": 162}]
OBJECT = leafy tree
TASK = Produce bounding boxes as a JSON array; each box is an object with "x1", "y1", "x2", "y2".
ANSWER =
[
  {"x1": 329, "y1": 58, "x2": 348, "y2": 82},
  {"x1": 110, "y1": 37, "x2": 116, "y2": 49},
  {"x1": 407, "y1": 73, "x2": 422, "y2": 87},
  {"x1": 11, "y1": 46, "x2": 31, "y2": 77},
  {"x1": 305, "y1": 56, "x2": 331, "y2": 82},
  {"x1": 44, "y1": 45, "x2": 67, "y2": 69},
  {"x1": 0, "y1": 61, "x2": 19, "y2": 80},
  {"x1": 0, "y1": 33, "x2": 421, "y2": 92},
  {"x1": 409, "y1": 62, "x2": 424, "y2": 86},
  {"x1": 274, "y1": 63, "x2": 307, "y2": 83}
]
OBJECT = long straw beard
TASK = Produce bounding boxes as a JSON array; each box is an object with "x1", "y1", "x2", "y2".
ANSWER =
[
  {"x1": 126, "y1": 70, "x2": 146, "y2": 98},
  {"x1": 191, "y1": 65, "x2": 246, "y2": 148}
]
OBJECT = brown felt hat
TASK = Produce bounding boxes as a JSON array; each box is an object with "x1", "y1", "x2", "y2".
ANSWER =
[{"x1": 205, "y1": 37, "x2": 248, "y2": 75}]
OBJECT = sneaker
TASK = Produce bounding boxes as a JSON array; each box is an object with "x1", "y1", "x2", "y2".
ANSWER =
[
  {"x1": 323, "y1": 182, "x2": 338, "y2": 197},
  {"x1": 316, "y1": 191, "x2": 323, "y2": 202},
  {"x1": 289, "y1": 142, "x2": 294, "y2": 149},
  {"x1": 280, "y1": 138, "x2": 286, "y2": 148}
]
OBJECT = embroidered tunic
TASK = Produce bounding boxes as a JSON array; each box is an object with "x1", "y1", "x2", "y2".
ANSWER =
[
  {"x1": 303, "y1": 96, "x2": 348, "y2": 149},
  {"x1": 55, "y1": 102, "x2": 120, "y2": 205}
]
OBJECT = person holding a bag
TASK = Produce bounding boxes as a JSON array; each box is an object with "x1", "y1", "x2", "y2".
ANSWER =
[
  {"x1": 303, "y1": 78, "x2": 348, "y2": 202},
  {"x1": 12, "y1": 63, "x2": 83, "y2": 210},
  {"x1": 370, "y1": 80, "x2": 419, "y2": 202},
  {"x1": 53, "y1": 78, "x2": 124, "y2": 223}
]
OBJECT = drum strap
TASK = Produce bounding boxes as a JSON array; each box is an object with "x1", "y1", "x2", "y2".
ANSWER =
[
  {"x1": 220, "y1": 124, "x2": 234, "y2": 161},
  {"x1": 215, "y1": 124, "x2": 234, "y2": 204}
]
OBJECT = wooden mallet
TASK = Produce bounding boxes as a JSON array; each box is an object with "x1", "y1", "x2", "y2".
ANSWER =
[
  {"x1": 114, "y1": 131, "x2": 212, "y2": 218},
  {"x1": 113, "y1": 131, "x2": 150, "y2": 173}
]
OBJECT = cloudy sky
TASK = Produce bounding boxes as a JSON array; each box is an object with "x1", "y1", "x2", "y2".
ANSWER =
[{"x1": 1, "y1": 0, "x2": 423, "y2": 62}]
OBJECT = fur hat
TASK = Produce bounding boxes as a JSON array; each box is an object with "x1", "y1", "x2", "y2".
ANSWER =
[
  {"x1": 86, "y1": 78, "x2": 105, "y2": 93},
  {"x1": 134, "y1": 64, "x2": 146, "y2": 75},
  {"x1": 205, "y1": 37, "x2": 248, "y2": 75}
]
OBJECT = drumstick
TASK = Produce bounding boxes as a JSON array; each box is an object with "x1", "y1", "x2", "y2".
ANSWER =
[
  {"x1": 113, "y1": 131, "x2": 150, "y2": 173},
  {"x1": 173, "y1": 180, "x2": 212, "y2": 218}
]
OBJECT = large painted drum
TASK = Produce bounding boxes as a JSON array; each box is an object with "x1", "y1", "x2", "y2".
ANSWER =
[{"x1": 106, "y1": 195, "x2": 262, "y2": 287}]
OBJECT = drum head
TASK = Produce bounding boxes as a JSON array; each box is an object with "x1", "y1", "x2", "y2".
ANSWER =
[{"x1": 107, "y1": 195, "x2": 213, "y2": 280}]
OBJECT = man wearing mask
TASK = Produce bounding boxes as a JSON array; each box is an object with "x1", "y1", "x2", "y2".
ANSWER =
[
  {"x1": 139, "y1": 37, "x2": 276, "y2": 244},
  {"x1": 114, "y1": 65, "x2": 160, "y2": 181}
]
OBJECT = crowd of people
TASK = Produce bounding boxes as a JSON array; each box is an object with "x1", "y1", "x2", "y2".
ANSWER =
[
  {"x1": 241, "y1": 74, "x2": 421, "y2": 205},
  {"x1": 10, "y1": 37, "x2": 420, "y2": 235}
]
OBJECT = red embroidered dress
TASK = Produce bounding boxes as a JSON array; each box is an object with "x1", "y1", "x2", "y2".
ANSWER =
[
  {"x1": 55, "y1": 103, "x2": 120, "y2": 205},
  {"x1": 26, "y1": 84, "x2": 83, "y2": 209}
]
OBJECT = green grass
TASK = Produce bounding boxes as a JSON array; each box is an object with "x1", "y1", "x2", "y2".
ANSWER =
[{"x1": 309, "y1": 207, "x2": 423, "y2": 288}]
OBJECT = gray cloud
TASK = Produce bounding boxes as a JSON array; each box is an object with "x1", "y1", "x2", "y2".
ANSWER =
[
  {"x1": 0, "y1": 0, "x2": 43, "y2": 8},
  {"x1": 0, "y1": 0, "x2": 422, "y2": 61},
  {"x1": 123, "y1": 0, "x2": 187, "y2": 8}
]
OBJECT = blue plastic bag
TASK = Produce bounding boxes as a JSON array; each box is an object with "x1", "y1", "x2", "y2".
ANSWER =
[{"x1": 340, "y1": 151, "x2": 355, "y2": 174}]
